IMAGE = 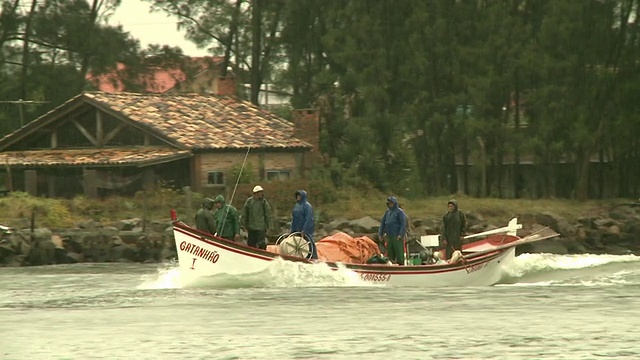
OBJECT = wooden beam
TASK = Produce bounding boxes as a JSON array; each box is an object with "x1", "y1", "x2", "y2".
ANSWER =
[
  {"x1": 47, "y1": 173, "x2": 56, "y2": 197},
  {"x1": 96, "y1": 111, "x2": 104, "y2": 146},
  {"x1": 25, "y1": 170, "x2": 37, "y2": 196},
  {"x1": 72, "y1": 120, "x2": 98, "y2": 146},
  {"x1": 83, "y1": 169, "x2": 98, "y2": 198},
  {"x1": 103, "y1": 122, "x2": 127, "y2": 144},
  {"x1": 50, "y1": 130, "x2": 57, "y2": 148}
]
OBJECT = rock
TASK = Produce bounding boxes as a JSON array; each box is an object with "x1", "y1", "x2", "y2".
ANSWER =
[
  {"x1": 535, "y1": 212, "x2": 561, "y2": 232},
  {"x1": 51, "y1": 235, "x2": 64, "y2": 249},
  {"x1": 348, "y1": 216, "x2": 380, "y2": 233},
  {"x1": 609, "y1": 205, "x2": 638, "y2": 221},
  {"x1": 27, "y1": 239, "x2": 56, "y2": 265},
  {"x1": 19, "y1": 240, "x2": 31, "y2": 257},
  {"x1": 602, "y1": 245, "x2": 633, "y2": 255},
  {"x1": 110, "y1": 244, "x2": 137, "y2": 262},
  {"x1": 324, "y1": 217, "x2": 350, "y2": 232},
  {"x1": 594, "y1": 218, "x2": 616, "y2": 227},
  {"x1": 116, "y1": 218, "x2": 142, "y2": 231},
  {"x1": 77, "y1": 220, "x2": 101, "y2": 230},
  {"x1": 518, "y1": 238, "x2": 568, "y2": 255},
  {"x1": 150, "y1": 220, "x2": 172, "y2": 233},
  {"x1": 111, "y1": 236, "x2": 124, "y2": 246},
  {"x1": 118, "y1": 231, "x2": 145, "y2": 245},
  {"x1": 65, "y1": 252, "x2": 84, "y2": 263},
  {"x1": 563, "y1": 239, "x2": 589, "y2": 254}
]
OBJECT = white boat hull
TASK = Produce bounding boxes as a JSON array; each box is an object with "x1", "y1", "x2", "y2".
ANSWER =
[{"x1": 173, "y1": 222, "x2": 518, "y2": 287}]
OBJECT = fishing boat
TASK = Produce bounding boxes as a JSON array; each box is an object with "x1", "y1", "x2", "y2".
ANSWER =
[{"x1": 170, "y1": 211, "x2": 559, "y2": 287}]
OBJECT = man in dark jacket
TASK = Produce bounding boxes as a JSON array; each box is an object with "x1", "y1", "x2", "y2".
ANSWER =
[
  {"x1": 212, "y1": 195, "x2": 240, "y2": 241},
  {"x1": 378, "y1": 196, "x2": 407, "y2": 265},
  {"x1": 440, "y1": 199, "x2": 467, "y2": 260},
  {"x1": 195, "y1": 198, "x2": 216, "y2": 235},
  {"x1": 241, "y1": 185, "x2": 273, "y2": 249},
  {"x1": 290, "y1": 190, "x2": 317, "y2": 259}
]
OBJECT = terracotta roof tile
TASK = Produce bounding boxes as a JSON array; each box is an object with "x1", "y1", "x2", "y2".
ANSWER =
[
  {"x1": 0, "y1": 147, "x2": 192, "y2": 167},
  {"x1": 84, "y1": 92, "x2": 311, "y2": 150}
]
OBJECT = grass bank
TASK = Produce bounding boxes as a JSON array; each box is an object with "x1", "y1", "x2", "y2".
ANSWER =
[{"x1": 0, "y1": 185, "x2": 629, "y2": 229}]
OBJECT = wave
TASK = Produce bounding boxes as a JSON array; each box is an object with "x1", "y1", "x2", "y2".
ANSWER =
[
  {"x1": 500, "y1": 253, "x2": 640, "y2": 287},
  {"x1": 137, "y1": 258, "x2": 375, "y2": 290},
  {"x1": 138, "y1": 253, "x2": 640, "y2": 290}
]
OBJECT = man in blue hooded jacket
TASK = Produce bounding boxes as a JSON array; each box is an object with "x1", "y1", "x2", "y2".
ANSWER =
[
  {"x1": 290, "y1": 190, "x2": 317, "y2": 259},
  {"x1": 378, "y1": 196, "x2": 407, "y2": 265}
]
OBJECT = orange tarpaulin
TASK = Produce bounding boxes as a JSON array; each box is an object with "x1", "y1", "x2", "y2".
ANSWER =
[{"x1": 316, "y1": 232, "x2": 381, "y2": 264}]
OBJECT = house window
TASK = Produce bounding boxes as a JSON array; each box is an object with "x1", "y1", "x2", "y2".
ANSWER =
[
  {"x1": 207, "y1": 171, "x2": 225, "y2": 185},
  {"x1": 266, "y1": 170, "x2": 291, "y2": 181}
]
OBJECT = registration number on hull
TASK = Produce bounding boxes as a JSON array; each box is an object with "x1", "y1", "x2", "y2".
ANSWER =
[{"x1": 359, "y1": 273, "x2": 391, "y2": 282}]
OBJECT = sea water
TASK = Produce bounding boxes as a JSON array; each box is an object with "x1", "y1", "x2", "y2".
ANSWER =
[{"x1": 1, "y1": 253, "x2": 639, "y2": 359}]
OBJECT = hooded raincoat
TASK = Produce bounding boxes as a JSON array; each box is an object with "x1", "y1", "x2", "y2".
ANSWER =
[
  {"x1": 212, "y1": 195, "x2": 240, "y2": 241},
  {"x1": 378, "y1": 196, "x2": 407, "y2": 264},
  {"x1": 195, "y1": 198, "x2": 216, "y2": 235},
  {"x1": 290, "y1": 190, "x2": 317, "y2": 259}
]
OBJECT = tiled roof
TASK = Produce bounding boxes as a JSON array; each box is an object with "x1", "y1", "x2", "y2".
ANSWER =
[
  {"x1": 84, "y1": 92, "x2": 311, "y2": 150},
  {"x1": 0, "y1": 147, "x2": 192, "y2": 167}
]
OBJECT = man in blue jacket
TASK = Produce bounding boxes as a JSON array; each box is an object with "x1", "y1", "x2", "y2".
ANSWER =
[
  {"x1": 378, "y1": 196, "x2": 407, "y2": 265},
  {"x1": 290, "y1": 190, "x2": 317, "y2": 259}
]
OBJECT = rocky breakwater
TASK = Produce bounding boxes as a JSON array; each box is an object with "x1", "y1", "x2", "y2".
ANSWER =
[
  {"x1": 514, "y1": 202, "x2": 640, "y2": 256},
  {"x1": 310, "y1": 203, "x2": 640, "y2": 256},
  {"x1": 0, "y1": 218, "x2": 176, "y2": 267},
  {"x1": 0, "y1": 202, "x2": 638, "y2": 267}
]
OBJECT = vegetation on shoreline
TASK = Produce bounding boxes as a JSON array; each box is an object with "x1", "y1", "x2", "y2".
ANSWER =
[{"x1": 0, "y1": 182, "x2": 630, "y2": 230}]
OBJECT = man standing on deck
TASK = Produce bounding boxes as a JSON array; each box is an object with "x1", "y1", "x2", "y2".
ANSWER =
[
  {"x1": 440, "y1": 199, "x2": 467, "y2": 260},
  {"x1": 241, "y1": 185, "x2": 273, "y2": 249},
  {"x1": 194, "y1": 198, "x2": 216, "y2": 235},
  {"x1": 378, "y1": 196, "x2": 407, "y2": 265},
  {"x1": 290, "y1": 190, "x2": 317, "y2": 259},
  {"x1": 212, "y1": 195, "x2": 240, "y2": 242}
]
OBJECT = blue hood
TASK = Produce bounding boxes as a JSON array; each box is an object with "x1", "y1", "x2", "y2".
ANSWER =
[
  {"x1": 296, "y1": 190, "x2": 308, "y2": 203},
  {"x1": 387, "y1": 196, "x2": 399, "y2": 209}
]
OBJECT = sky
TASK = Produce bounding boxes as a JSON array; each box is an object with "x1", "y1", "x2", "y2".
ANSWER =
[{"x1": 109, "y1": 0, "x2": 210, "y2": 56}]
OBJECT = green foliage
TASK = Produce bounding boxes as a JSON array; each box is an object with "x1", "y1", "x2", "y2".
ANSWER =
[
  {"x1": 229, "y1": 161, "x2": 257, "y2": 185},
  {"x1": 1, "y1": 0, "x2": 639, "y2": 200},
  {"x1": 0, "y1": 192, "x2": 74, "y2": 228}
]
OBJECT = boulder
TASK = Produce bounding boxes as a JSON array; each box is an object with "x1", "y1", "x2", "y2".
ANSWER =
[
  {"x1": 77, "y1": 219, "x2": 101, "y2": 230},
  {"x1": 517, "y1": 238, "x2": 568, "y2": 255},
  {"x1": 535, "y1": 212, "x2": 562, "y2": 232},
  {"x1": 110, "y1": 244, "x2": 137, "y2": 262},
  {"x1": 348, "y1": 216, "x2": 380, "y2": 233},
  {"x1": 324, "y1": 217, "x2": 350, "y2": 232},
  {"x1": 27, "y1": 238, "x2": 56, "y2": 265},
  {"x1": 116, "y1": 218, "x2": 142, "y2": 231}
]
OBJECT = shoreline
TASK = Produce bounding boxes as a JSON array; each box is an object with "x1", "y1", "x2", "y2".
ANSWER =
[{"x1": 0, "y1": 202, "x2": 639, "y2": 267}]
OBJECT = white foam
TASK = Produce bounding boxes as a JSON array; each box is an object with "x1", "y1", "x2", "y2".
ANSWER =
[
  {"x1": 501, "y1": 253, "x2": 640, "y2": 286},
  {"x1": 137, "y1": 264, "x2": 183, "y2": 289},
  {"x1": 136, "y1": 257, "x2": 376, "y2": 289}
]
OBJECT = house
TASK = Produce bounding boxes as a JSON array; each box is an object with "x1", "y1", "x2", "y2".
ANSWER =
[{"x1": 0, "y1": 76, "x2": 320, "y2": 198}]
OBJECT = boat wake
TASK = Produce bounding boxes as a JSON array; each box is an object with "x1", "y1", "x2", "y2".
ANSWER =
[
  {"x1": 138, "y1": 253, "x2": 640, "y2": 289},
  {"x1": 499, "y1": 253, "x2": 640, "y2": 286},
  {"x1": 137, "y1": 258, "x2": 375, "y2": 289}
]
